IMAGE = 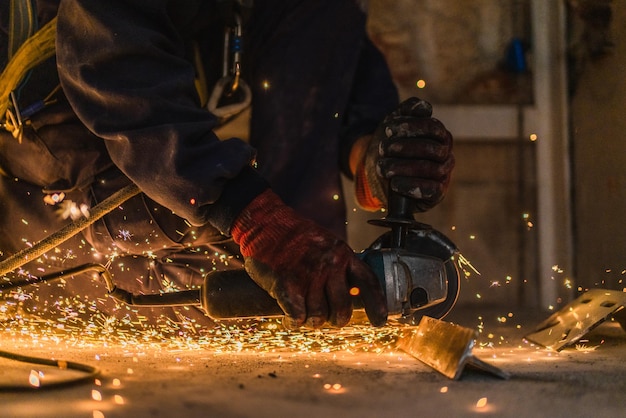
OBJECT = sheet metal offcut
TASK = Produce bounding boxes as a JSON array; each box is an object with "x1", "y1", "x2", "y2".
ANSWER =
[{"x1": 524, "y1": 289, "x2": 626, "y2": 351}]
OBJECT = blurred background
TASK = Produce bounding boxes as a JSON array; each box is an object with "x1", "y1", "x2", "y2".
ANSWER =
[{"x1": 345, "y1": 0, "x2": 625, "y2": 312}]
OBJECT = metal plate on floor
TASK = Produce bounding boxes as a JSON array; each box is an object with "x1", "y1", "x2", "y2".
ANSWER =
[
  {"x1": 524, "y1": 289, "x2": 626, "y2": 351},
  {"x1": 397, "y1": 316, "x2": 509, "y2": 380}
]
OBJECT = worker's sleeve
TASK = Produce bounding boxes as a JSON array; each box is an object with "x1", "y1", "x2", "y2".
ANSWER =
[
  {"x1": 339, "y1": 36, "x2": 399, "y2": 179},
  {"x1": 55, "y1": 0, "x2": 268, "y2": 233}
]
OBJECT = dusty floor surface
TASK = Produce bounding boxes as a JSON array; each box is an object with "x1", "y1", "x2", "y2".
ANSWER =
[{"x1": 0, "y1": 306, "x2": 625, "y2": 418}]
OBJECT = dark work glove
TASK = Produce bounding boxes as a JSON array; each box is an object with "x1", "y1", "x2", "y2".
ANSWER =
[
  {"x1": 231, "y1": 189, "x2": 388, "y2": 329},
  {"x1": 353, "y1": 97, "x2": 454, "y2": 212}
]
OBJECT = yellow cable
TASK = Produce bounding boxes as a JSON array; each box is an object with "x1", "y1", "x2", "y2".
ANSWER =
[{"x1": 0, "y1": 17, "x2": 57, "y2": 119}]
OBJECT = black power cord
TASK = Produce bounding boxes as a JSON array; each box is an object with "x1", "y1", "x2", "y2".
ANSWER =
[
  {"x1": 0, "y1": 185, "x2": 137, "y2": 391},
  {"x1": 0, "y1": 349, "x2": 100, "y2": 391}
]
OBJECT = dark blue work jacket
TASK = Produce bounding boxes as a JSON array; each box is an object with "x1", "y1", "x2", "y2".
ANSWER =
[{"x1": 0, "y1": 0, "x2": 398, "y2": 239}]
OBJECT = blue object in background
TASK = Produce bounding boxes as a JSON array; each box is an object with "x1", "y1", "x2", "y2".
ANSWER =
[{"x1": 505, "y1": 37, "x2": 527, "y2": 73}]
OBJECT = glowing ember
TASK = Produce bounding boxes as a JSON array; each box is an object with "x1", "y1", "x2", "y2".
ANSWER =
[
  {"x1": 476, "y1": 397, "x2": 488, "y2": 408},
  {"x1": 29, "y1": 370, "x2": 41, "y2": 387},
  {"x1": 92, "y1": 389, "x2": 102, "y2": 401},
  {"x1": 323, "y1": 382, "x2": 344, "y2": 393}
]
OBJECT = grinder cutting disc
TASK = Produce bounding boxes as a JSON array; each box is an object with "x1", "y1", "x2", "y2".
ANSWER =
[{"x1": 363, "y1": 226, "x2": 461, "y2": 324}]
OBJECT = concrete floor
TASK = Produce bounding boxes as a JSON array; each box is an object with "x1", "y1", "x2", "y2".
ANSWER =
[{"x1": 1, "y1": 305, "x2": 626, "y2": 418}]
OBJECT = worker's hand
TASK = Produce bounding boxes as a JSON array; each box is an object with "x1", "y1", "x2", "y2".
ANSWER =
[
  {"x1": 231, "y1": 189, "x2": 388, "y2": 329},
  {"x1": 352, "y1": 97, "x2": 454, "y2": 212}
]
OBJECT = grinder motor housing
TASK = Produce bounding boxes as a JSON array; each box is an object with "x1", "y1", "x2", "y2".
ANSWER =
[{"x1": 200, "y1": 224, "x2": 461, "y2": 324}]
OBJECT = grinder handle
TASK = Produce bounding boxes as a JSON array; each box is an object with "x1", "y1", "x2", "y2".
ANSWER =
[
  {"x1": 201, "y1": 269, "x2": 366, "y2": 319},
  {"x1": 387, "y1": 190, "x2": 415, "y2": 248},
  {"x1": 201, "y1": 269, "x2": 284, "y2": 318}
]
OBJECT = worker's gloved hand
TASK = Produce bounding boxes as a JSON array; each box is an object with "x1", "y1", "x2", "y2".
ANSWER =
[
  {"x1": 352, "y1": 97, "x2": 454, "y2": 212},
  {"x1": 231, "y1": 189, "x2": 388, "y2": 329}
]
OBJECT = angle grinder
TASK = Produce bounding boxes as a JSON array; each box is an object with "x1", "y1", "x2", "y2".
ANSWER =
[
  {"x1": 0, "y1": 191, "x2": 461, "y2": 325},
  {"x1": 197, "y1": 190, "x2": 460, "y2": 324}
]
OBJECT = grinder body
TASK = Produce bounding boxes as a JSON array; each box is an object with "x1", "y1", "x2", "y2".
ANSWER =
[{"x1": 201, "y1": 224, "x2": 460, "y2": 324}]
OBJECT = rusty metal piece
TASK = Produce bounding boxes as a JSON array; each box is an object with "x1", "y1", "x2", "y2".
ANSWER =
[
  {"x1": 524, "y1": 289, "x2": 626, "y2": 351},
  {"x1": 397, "y1": 316, "x2": 510, "y2": 380}
]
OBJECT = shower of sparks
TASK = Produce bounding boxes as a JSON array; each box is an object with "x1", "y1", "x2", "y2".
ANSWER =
[
  {"x1": 2, "y1": 212, "x2": 607, "y2": 379},
  {"x1": 0, "y1": 291, "x2": 407, "y2": 356},
  {"x1": 574, "y1": 343, "x2": 599, "y2": 352},
  {"x1": 0, "y1": 217, "x2": 409, "y2": 356}
]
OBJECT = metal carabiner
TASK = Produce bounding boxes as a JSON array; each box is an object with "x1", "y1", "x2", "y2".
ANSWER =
[
  {"x1": 223, "y1": 12, "x2": 243, "y2": 94},
  {"x1": 208, "y1": 11, "x2": 251, "y2": 124}
]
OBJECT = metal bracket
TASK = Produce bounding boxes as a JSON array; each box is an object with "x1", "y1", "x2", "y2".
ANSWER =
[{"x1": 397, "y1": 316, "x2": 510, "y2": 380}]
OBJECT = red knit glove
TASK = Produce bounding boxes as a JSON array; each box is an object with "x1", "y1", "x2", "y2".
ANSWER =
[
  {"x1": 231, "y1": 189, "x2": 388, "y2": 329},
  {"x1": 352, "y1": 97, "x2": 455, "y2": 212}
]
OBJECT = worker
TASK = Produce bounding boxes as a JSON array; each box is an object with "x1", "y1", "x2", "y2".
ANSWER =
[{"x1": 0, "y1": 0, "x2": 454, "y2": 329}]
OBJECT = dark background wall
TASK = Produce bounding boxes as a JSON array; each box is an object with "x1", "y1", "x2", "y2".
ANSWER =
[{"x1": 346, "y1": 0, "x2": 624, "y2": 311}]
